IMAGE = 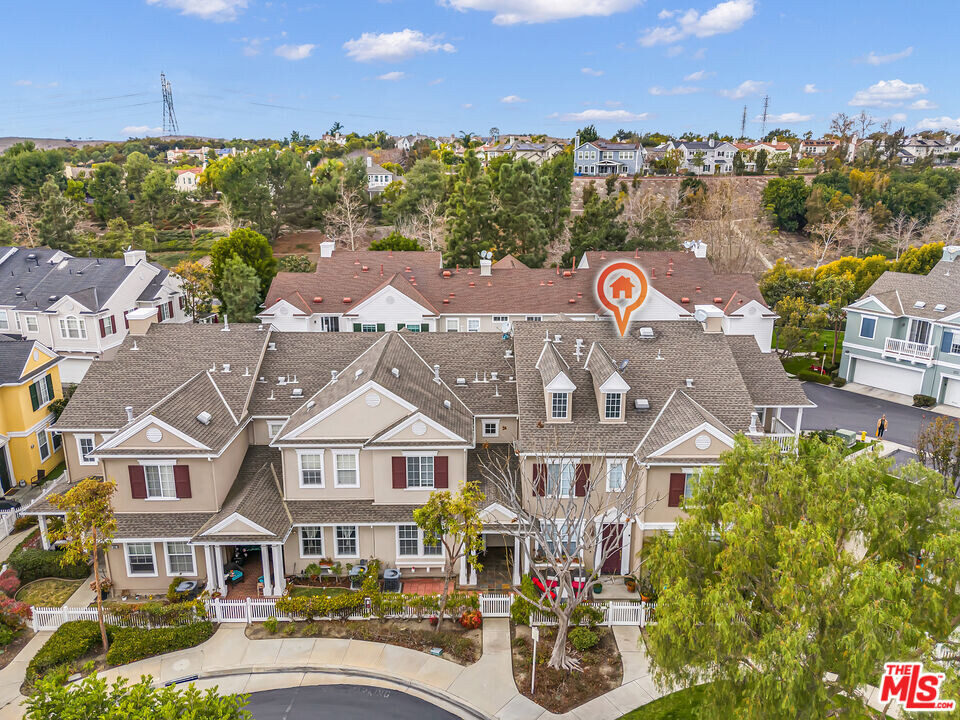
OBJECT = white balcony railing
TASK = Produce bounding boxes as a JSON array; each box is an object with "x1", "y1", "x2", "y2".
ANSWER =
[{"x1": 883, "y1": 338, "x2": 934, "y2": 365}]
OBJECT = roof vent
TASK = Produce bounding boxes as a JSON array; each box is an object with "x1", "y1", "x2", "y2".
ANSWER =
[
  {"x1": 443, "y1": 400, "x2": 451, "y2": 409},
  {"x1": 638, "y1": 327, "x2": 654, "y2": 338},
  {"x1": 685, "y1": 378, "x2": 694, "y2": 388},
  {"x1": 934, "y1": 303, "x2": 946, "y2": 312},
  {"x1": 291, "y1": 387, "x2": 303, "y2": 398},
  {"x1": 634, "y1": 398, "x2": 650, "y2": 410},
  {"x1": 196, "y1": 411, "x2": 212, "y2": 425},
  {"x1": 391, "y1": 367, "x2": 400, "y2": 378},
  {"x1": 306, "y1": 400, "x2": 316, "y2": 410},
  {"x1": 433, "y1": 364, "x2": 441, "y2": 383},
  {"x1": 268, "y1": 342, "x2": 277, "y2": 351},
  {"x1": 355, "y1": 368, "x2": 363, "y2": 379},
  {"x1": 456, "y1": 377, "x2": 467, "y2": 385},
  {"x1": 258, "y1": 376, "x2": 266, "y2": 383},
  {"x1": 491, "y1": 371, "x2": 498, "y2": 381},
  {"x1": 221, "y1": 363, "x2": 231, "y2": 373},
  {"x1": 48, "y1": 295, "x2": 57, "y2": 302},
  {"x1": 331, "y1": 370, "x2": 339, "y2": 383},
  {"x1": 125, "y1": 406, "x2": 134, "y2": 422},
  {"x1": 277, "y1": 376, "x2": 286, "y2": 385},
  {"x1": 914, "y1": 301, "x2": 926, "y2": 308}
]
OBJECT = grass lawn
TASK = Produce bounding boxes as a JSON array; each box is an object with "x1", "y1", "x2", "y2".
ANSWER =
[
  {"x1": 16, "y1": 578, "x2": 84, "y2": 606},
  {"x1": 288, "y1": 586, "x2": 353, "y2": 598},
  {"x1": 780, "y1": 356, "x2": 814, "y2": 376}
]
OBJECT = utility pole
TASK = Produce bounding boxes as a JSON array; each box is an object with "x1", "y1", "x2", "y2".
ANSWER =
[
  {"x1": 739, "y1": 105, "x2": 747, "y2": 141},
  {"x1": 161, "y1": 72, "x2": 179, "y2": 136},
  {"x1": 760, "y1": 95, "x2": 770, "y2": 139}
]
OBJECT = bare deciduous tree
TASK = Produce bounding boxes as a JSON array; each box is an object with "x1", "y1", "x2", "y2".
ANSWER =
[
  {"x1": 916, "y1": 417, "x2": 960, "y2": 496},
  {"x1": 855, "y1": 110, "x2": 875, "y2": 140},
  {"x1": 885, "y1": 212, "x2": 920, "y2": 259},
  {"x1": 478, "y1": 440, "x2": 655, "y2": 671},
  {"x1": 925, "y1": 189, "x2": 960, "y2": 245},
  {"x1": 402, "y1": 197, "x2": 447, "y2": 252},
  {"x1": 4, "y1": 187, "x2": 39, "y2": 247},
  {"x1": 684, "y1": 182, "x2": 768, "y2": 273},
  {"x1": 840, "y1": 200, "x2": 876, "y2": 257},
  {"x1": 325, "y1": 177, "x2": 370, "y2": 251}
]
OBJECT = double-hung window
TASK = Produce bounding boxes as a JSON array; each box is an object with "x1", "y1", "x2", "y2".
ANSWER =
[
  {"x1": 300, "y1": 526, "x2": 324, "y2": 557},
  {"x1": 551, "y1": 392, "x2": 568, "y2": 420},
  {"x1": 406, "y1": 456, "x2": 434, "y2": 488},
  {"x1": 546, "y1": 460, "x2": 575, "y2": 497},
  {"x1": 541, "y1": 521, "x2": 578, "y2": 557},
  {"x1": 23, "y1": 315, "x2": 38, "y2": 333},
  {"x1": 144, "y1": 464, "x2": 176, "y2": 499},
  {"x1": 165, "y1": 542, "x2": 195, "y2": 575},
  {"x1": 126, "y1": 542, "x2": 156, "y2": 576},
  {"x1": 77, "y1": 435, "x2": 97, "y2": 465},
  {"x1": 859, "y1": 316, "x2": 876, "y2": 339},
  {"x1": 493, "y1": 315, "x2": 509, "y2": 324},
  {"x1": 604, "y1": 393, "x2": 622, "y2": 420},
  {"x1": 0, "y1": 310, "x2": 7, "y2": 330},
  {"x1": 157, "y1": 303, "x2": 172, "y2": 322},
  {"x1": 606, "y1": 459, "x2": 626, "y2": 492},
  {"x1": 525, "y1": 315, "x2": 542, "y2": 322},
  {"x1": 334, "y1": 451, "x2": 359, "y2": 487},
  {"x1": 397, "y1": 525, "x2": 443, "y2": 557},
  {"x1": 299, "y1": 452, "x2": 324, "y2": 486},
  {"x1": 50, "y1": 431, "x2": 62, "y2": 452},
  {"x1": 29, "y1": 374, "x2": 54, "y2": 411},
  {"x1": 467, "y1": 318, "x2": 481, "y2": 332},
  {"x1": 58, "y1": 316, "x2": 84, "y2": 339},
  {"x1": 335, "y1": 525, "x2": 358, "y2": 557},
  {"x1": 445, "y1": 318, "x2": 460, "y2": 332},
  {"x1": 36, "y1": 430, "x2": 50, "y2": 462}
]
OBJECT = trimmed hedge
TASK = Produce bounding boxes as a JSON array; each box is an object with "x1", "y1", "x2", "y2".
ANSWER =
[
  {"x1": 26, "y1": 621, "x2": 108, "y2": 683},
  {"x1": 832, "y1": 377, "x2": 847, "y2": 387},
  {"x1": 105, "y1": 621, "x2": 214, "y2": 665},
  {"x1": 913, "y1": 394, "x2": 936, "y2": 407},
  {"x1": 8, "y1": 548, "x2": 89, "y2": 583},
  {"x1": 796, "y1": 370, "x2": 832, "y2": 384}
]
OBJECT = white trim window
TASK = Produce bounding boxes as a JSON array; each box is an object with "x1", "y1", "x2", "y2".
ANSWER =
[
  {"x1": 445, "y1": 318, "x2": 460, "y2": 332},
  {"x1": 144, "y1": 464, "x2": 176, "y2": 499},
  {"x1": 299, "y1": 526, "x2": 324, "y2": 557},
  {"x1": 58, "y1": 315, "x2": 86, "y2": 339},
  {"x1": 541, "y1": 520, "x2": 579, "y2": 558},
  {"x1": 36, "y1": 430, "x2": 50, "y2": 462},
  {"x1": 493, "y1": 315, "x2": 509, "y2": 324},
  {"x1": 525, "y1": 316, "x2": 542, "y2": 322},
  {"x1": 406, "y1": 456, "x2": 434, "y2": 489},
  {"x1": 77, "y1": 435, "x2": 97, "y2": 465},
  {"x1": 101, "y1": 315, "x2": 116, "y2": 336},
  {"x1": 859, "y1": 315, "x2": 876, "y2": 339},
  {"x1": 335, "y1": 525, "x2": 358, "y2": 557},
  {"x1": 482, "y1": 419, "x2": 499, "y2": 437},
  {"x1": 467, "y1": 318, "x2": 481, "y2": 332},
  {"x1": 397, "y1": 524, "x2": 443, "y2": 557},
  {"x1": 125, "y1": 542, "x2": 157, "y2": 576},
  {"x1": 551, "y1": 392, "x2": 568, "y2": 420},
  {"x1": 606, "y1": 459, "x2": 627, "y2": 492},
  {"x1": 157, "y1": 303, "x2": 172, "y2": 322},
  {"x1": 546, "y1": 459, "x2": 576, "y2": 497},
  {"x1": 23, "y1": 315, "x2": 39, "y2": 333},
  {"x1": 604, "y1": 393, "x2": 622, "y2": 420},
  {"x1": 298, "y1": 451, "x2": 324, "y2": 486},
  {"x1": 333, "y1": 450, "x2": 359, "y2": 487},
  {"x1": 165, "y1": 541, "x2": 196, "y2": 576},
  {"x1": 0, "y1": 310, "x2": 7, "y2": 330},
  {"x1": 266, "y1": 421, "x2": 285, "y2": 440}
]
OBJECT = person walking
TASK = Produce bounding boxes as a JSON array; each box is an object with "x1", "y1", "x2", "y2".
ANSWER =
[{"x1": 876, "y1": 413, "x2": 887, "y2": 439}]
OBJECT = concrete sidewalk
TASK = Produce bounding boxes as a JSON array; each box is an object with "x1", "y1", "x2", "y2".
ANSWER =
[{"x1": 838, "y1": 382, "x2": 960, "y2": 420}]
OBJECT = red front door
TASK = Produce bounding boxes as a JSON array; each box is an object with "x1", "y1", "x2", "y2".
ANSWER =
[{"x1": 601, "y1": 524, "x2": 622, "y2": 575}]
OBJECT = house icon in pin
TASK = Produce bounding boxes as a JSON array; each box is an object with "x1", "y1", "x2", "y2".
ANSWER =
[{"x1": 609, "y1": 274, "x2": 636, "y2": 300}]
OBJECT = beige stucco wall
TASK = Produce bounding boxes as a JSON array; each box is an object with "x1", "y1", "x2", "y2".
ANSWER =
[
  {"x1": 651, "y1": 431, "x2": 731, "y2": 459},
  {"x1": 295, "y1": 392, "x2": 409, "y2": 440},
  {"x1": 117, "y1": 424, "x2": 201, "y2": 450},
  {"x1": 475, "y1": 416, "x2": 518, "y2": 443},
  {"x1": 60, "y1": 430, "x2": 110, "y2": 480},
  {"x1": 105, "y1": 539, "x2": 208, "y2": 596}
]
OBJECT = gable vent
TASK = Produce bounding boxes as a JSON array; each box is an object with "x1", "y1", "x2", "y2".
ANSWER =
[
  {"x1": 685, "y1": 378, "x2": 694, "y2": 388},
  {"x1": 196, "y1": 411, "x2": 212, "y2": 425}
]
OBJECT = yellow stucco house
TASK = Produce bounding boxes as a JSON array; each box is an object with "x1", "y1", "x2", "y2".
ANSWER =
[{"x1": 0, "y1": 336, "x2": 64, "y2": 493}]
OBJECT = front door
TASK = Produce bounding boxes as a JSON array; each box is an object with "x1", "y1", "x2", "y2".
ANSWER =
[
  {"x1": 0, "y1": 447, "x2": 10, "y2": 493},
  {"x1": 600, "y1": 524, "x2": 622, "y2": 574}
]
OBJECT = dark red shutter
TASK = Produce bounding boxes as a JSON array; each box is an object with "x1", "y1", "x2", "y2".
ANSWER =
[
  {"x1": 179, "y1": 296, "x2": 184, "y2": 309},
  {"x1": 123, "y1": 311, "x2": 129, "y2": 329},
  {"x1": 533, "y1": 463, "x2": 546, "y2": 496},
  {"x1": 392, "y1": 457, "x2": 406, "y2": 488},
  {"x1": 174, "y1": 465, "x2": 192, "y2": 498},
  {"x1": 109, "y1": 315, "x2": 116, "y2": 335},
  {"x1": 129, "y1": 466, "x2": 147, "y2": 499},
  {"x1": 167, "y1": 300, "x2": 174, "y2": 318},
  {"x1": 99, "y1": 318, "x2": 106, "y2": 337},
  {"x1": 574, "y1": 463, "x2": 590, "y2": 497},
  {"x1": 434, "y1": 456, "x2": 449, "y2": 488},
  {"x1": 668, "y1": 473, "x2": 686, "y2": 507}
]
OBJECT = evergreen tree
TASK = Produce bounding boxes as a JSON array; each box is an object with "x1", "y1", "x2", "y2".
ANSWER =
[
  {"x1": 36, "y1": 179, "x2": 81, "y2": 249},
  {"x1": 494, "y1": 158, "x2": 548, "y2": 267},
  {"x1": 219, "y1": 256, "x2": 261, "y2": 322},
  {"x1": 88, "y1": 162, "x2": 126, "y2": 222},
  {"x1": 209, "y1": 227, "x2": 278, "y2": 299},
  {"x1": 563, "y1": 194, "x2": 628, "y2": 265},
  {"x1": 444, "y1": 151, "x2": 497, "y2": 267}
]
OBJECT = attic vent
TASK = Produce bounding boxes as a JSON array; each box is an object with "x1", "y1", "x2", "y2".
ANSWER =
[
  {"x1": 291, "y1": 388, "x2": 304, "y2": 398},
  {"x1": 914, "y1": 301, "x2": 926, "y2": 308},
  {"x1": 491, "y1": 371, "x2": 499, "y2": 381},
  {"x1": 355, "y1": 368, "x2": 363, "y2": 379},
  {"x1": 634, "y1": 398, "x2": 650, "y2": 410},
  {"x1": 48, "y1": 295, "x2": 57, "y2": 302},
  {"x1": 196, "y1": 411, "x2": 212, "y2": 425},
  {"x1": 638, "y1": 327, "x2": 654, "y2": 338},
  {"x1": 685, "y1": 378, "x2": 694, "y2": 388},
  {"x1": 934, "y1": 303, "x2": 946, "y2": 312},
  {"x1": 306, "y1": 400, "x2": 316, "y2": 410}
]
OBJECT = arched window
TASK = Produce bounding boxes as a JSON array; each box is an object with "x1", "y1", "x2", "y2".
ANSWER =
[{"x1": 59, "y1": 315, "x2": 87, "y2": 340}]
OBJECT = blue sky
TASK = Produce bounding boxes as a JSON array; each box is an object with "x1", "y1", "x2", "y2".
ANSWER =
[{"x1": 2, "y1": 0, "x2": 957, "y2": 141}]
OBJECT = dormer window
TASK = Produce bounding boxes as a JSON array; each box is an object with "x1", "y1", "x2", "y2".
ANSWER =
[
  {"x1": 551, "y1": 392, "x2": 568, "y2": 420},
  {"x1": 604, "y1": 393, "x2": 622, "y2": 420}
]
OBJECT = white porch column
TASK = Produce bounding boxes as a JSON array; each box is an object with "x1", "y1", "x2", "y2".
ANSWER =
[
  {"x1": 37, "y1": 516, "x2": 50, "y2": 551},
  {"x1": 795, "y1": 407, "x2": 803, "y2": 438},
  {"x1": 214, "y1": 545, "x2": 227, "y2": 595},
  {"x1": 272, "y1": 545, "x2": 285, "y2": 595},
  {"x1": 523, "y1": 537, "x2": 531, "y2": 575},
  {"x1": 458, "y1": 554, "x2": 468, "y2": 585},
  {"x1": 468, "y1": 562, "x2": 478, "y2": 586},
  {"x1": 203, "y1": 546, "x2": 215, "y2": 591},
  {"x1": 512, "y1": 535, "x2": 521, "y2": 585},
  {"x1": 621, "y1": 522, "x2": 633, "y2": 575},
  {"x1": 260, "y1": 544, "x2": 273, "y2": 596}
]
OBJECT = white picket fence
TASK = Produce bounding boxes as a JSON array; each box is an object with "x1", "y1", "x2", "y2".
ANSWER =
[
  {"x1": 0, "y1": 510, "x2": 18, "y2": 540},
  {"x1": 31, "y1": 593, "x2": 653, "y2": 632}
]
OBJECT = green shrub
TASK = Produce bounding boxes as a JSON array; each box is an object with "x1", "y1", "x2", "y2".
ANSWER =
[
  {"x1": 264, "y1": 616, "x2": 279, "y2": 633},
  {"x1": 105, "y1": 622, "x2": 214, "y2": 666},
  {"x1": 8, "y1": 548, "x2": 89, "y2": 583},
  {"x1": 0, "y1": 625, "x2": 16, "y2": 647},
  {"x1": 571, "y1": 603, "x2": 604, "y2": 627},
  {"x1": 12, "y1": 516, "x2": 37, "y2": 533},
  {"x1": 27, "y1": 621, "x2": 108, "y2": 682},
  {"x1": 797, "y1": 370, "x2": 831, "y2": 384},
  {"x1": 511, "y1": 575, "x2": 539, "y2": 626},
  {"x1": 569, "y1": 626, "x2": 599, "y2": 652},
  {"x1": 166, "y1": 578, "x2": 190, "y2": 603},
  {"x1": 832, "y1": 377, "x2": 847, "y2": 387},
  {"x1": 913, "y1": 394, "x2": 936, "y2": 407}
]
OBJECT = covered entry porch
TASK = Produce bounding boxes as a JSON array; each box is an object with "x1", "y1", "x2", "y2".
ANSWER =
[{"x1": 197, "y1": 542, "x2": 286, "y2": 598}]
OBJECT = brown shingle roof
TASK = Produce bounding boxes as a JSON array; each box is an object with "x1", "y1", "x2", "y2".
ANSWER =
[
  {"x1": 726, "y1": 336, "x2": 813, "y2": 407},
  {"x1": 286, "y1": 499, "x2": 416, "y2": 524}
]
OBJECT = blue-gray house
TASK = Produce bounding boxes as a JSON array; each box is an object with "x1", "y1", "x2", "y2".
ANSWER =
[{"x1": 838, "y1": 245, "x2": 960, "y2": 408}]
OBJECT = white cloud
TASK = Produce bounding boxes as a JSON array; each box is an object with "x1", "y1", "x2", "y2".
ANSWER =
[
  {"x1": 649, "y1": 85, "x2": 700, "y2": 95},
  {"x1": 657, "y1": 8, "x2": 676, "y2": 18},
  {"x1": 378, "y1": 71, "x2": 406, "y2": 81},
  {"x1": 890, "y1": 113, "x2": 907, "y2": 122},
  {"x1": 849, "y1": 78, "x2": 927, "y2": 107},
  {"x1": 462, "y1": 103, "x2": 473, "y2": 108},
  {"x1": 683, "y1": 70, "x2": 712, "y2": 81},
  {"x1": 665, "y1": 45, "x2": 685, "y2": 57},
  {"x1": 719, "y1": 79, "x2": 768, "y2": 99},
  {"x1": 605, "y1": 100, "x2": 623, "y2": 107},
  {"x1": 500, "y1": 94, "x2": 528, "y2": 103},
  {"x1": 691, "y1": 47, "x2": 706, "y2": 59},
  {"x1": 640, "y1": 0, "x2": 754, "y2": 46},
  {"x1": 909, "y1": 99, "x2": 937, "y2": 110},
  {"x1": 343, "y1": 29, "x2": 455, "y2": 62},
  {"x1": 239, "y1": 36, "x2": 269, "y2": 56},
  {"x1": 442, "y1": 0, "x2": 643, "y2": 25},
  {"x1": 803, "y1": 83, "x2": 818, "y2": 94},
  {"x1": 429, "y1": 77, "x2": 445, "y2": 85},
  {"x1": 582, "y1": 67, "x2": 604, "y2": 76},
  {"x1": 15, "y1": 80, "x2": 59, "y2": 88},
  {"x1": 916, "y1": 116, "x2": 960, "y2": 132},
  {"x1": 864, "y1": 46, "x2": 913, "y2": 65},
  {"x1": 755, "y1": 112, "x2": 812, "y2": 123},
  {"x1": 145, "y1": 0, "x2": 247, "y2": 22},
  {"x1": 122, "y1": 125, "x2": 163, "y2": 136},
  {"x1": 550, "y1": 108, "x2": 650, "y2": 122},
  {"x1": 275, "y1": 44, "x2": 315, "y2": 60}
]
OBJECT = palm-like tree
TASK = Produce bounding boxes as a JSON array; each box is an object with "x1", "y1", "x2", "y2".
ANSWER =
[
  {"x1": 329, "y1": 121, "x2": 344, "y2": 136},
  {"x1": 458, "y1": 130, "x2": 474, "y2": 148}
]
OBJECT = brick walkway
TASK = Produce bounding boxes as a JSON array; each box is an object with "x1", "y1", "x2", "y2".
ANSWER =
[
  {"x1": 401, "y1": 578, "x2": 444, "y2": 595},
  {"x1": 225, "y1": 556, "x2": 265, "y2": 599}
]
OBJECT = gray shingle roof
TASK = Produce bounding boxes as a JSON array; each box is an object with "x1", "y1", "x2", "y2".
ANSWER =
[
  {"x1": 860, "y1": 259, "x2": 960, "y2": 322},
  {"x1": 116, "y1": 512, "x2": 214, "y2": 539},
  {"x1": 0, "y1": 336, "x2": 57, "y2": 385},
  {"x1": 286, "y1": 499, "x2": 416, "y2": 525},
  {"x1": 636, "y1": 390, "x2": 734, "y2": 457}
]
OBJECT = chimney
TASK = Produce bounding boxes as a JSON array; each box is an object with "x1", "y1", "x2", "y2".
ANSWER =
[
  {"x1": 125, "y1": 406, "x2": 134, "y2": 422},
  {"x1": 366, "y1": 156, "x2": 373, "y2": 168},
  {"x1": 693, "y1": 241, "x2": 707, "y2": 259},
  {"x1": 479, "y1": 258, "x2": 492, "y2": 276},
  {"x1": 126, "y1": 307, "x2": 158, "y2": 336},
  {"x1": 123, "y1": 249, "x2": 147, "y2": 267},
  {"x1": 708, "y1": 139, "x2": 715, "y2": 148},
  {"x1": 319, "y1": 241, "x2": 335, "y2": 258},
  {"x1": 942, "y1": 245, "x2": 960, "y2": 263}
]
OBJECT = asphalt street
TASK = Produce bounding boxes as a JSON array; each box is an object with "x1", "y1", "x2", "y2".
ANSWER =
[
  {"x1": 787, "y1": 382, "x2": 947, "y2": 447},
  {"x1": 246, "y1": 684, "x2": 460, "y2": 720}
]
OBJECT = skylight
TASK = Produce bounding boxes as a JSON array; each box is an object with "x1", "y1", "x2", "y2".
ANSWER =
[
  {"x1": 914, "y1": 301, "x2": 926, "y2": 308},
  {"x1": 934, "y1": 304, "x2": 946, "y2": 312}
]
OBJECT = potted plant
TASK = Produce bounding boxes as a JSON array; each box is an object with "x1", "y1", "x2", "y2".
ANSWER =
[
  {"x1": 624, "y1": 575, "x2": 637, "y2": 593},
  {"x1": 592, "y1": 581, "x2": 603, "y2": 595},
  {"x1": 637, "y1": 572, "x2": 657, "y2": 603},
  {"x1": 90, "y1": 576, "x2": 112, "y2": 600}
]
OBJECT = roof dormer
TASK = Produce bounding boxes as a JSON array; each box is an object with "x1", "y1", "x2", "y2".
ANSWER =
[
  {"x1": 584, "y1": 342, "x2": 630, "y2": 423},
  {"x1": 536, "y1": 338, "x2": 575, "y2": 423}
]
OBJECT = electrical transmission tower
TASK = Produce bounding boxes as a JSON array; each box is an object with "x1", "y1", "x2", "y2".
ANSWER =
[
  {"x1": 739, "y1": 105, "x2": 747, "y2": 140},
  {"x1": 161, "y1": 72, "x2": 179, "y2": 135},
  {"x1": 759, "y1": 95, "x2": 770, "y2": 139}
]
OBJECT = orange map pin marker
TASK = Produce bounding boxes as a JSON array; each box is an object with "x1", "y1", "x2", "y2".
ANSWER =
[{"x1": 596, "y1": 261, "x2": 649, "y2": 337}]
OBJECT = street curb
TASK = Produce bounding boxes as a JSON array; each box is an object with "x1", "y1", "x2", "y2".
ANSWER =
[{"x1": 188, "y1": 665, "x2": 495, "y2": 720}]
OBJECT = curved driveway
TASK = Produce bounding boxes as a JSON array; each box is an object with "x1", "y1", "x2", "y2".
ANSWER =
[{"x1": 246, "y1": 684, "x2": 459, "y2": 720}]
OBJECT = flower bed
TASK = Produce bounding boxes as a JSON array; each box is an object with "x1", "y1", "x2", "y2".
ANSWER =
[{"x1": 511, "y1": 624, "x2": 622, "y2": 713}]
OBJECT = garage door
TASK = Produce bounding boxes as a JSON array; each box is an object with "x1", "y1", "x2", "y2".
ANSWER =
[
  {"x1": 852, "y1": 358, "x2": 924, "y2": 396},
  {"x1": 944, "y1": 378, "x2": 960, "y2": 408}
]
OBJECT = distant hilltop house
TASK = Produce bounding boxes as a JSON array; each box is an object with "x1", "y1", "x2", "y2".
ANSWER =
[
  {"x1": 478, "y1": 137, "x2": 565, "y2": 167},
  {"x1": 166, "y1": 146, "x2": 237, "y2": 164},
  {"x1": 667, "y1": 139, "x2": 738, "y2": 175},
  {"x1": 174, "y1": 166, "x2": 203, "y2": 192},
  {"x1": 897, "y1": 136, "x2": 954, "y2": 165},
  {"x1": 396, "y1": 134, "x2": 431, "y2": 152},
  {"x1": 365, "y1": 156, "x2": 396, "y2": 195},
  {"x1": 733, "y1": 140, "x2": 793, "y2": 170},
  {"x1": 63, "y1": 164, "x2": 97, "y2": 181},
  {"x1": 321, "y1": 133, "x2": 348, "y2": 146},
  {"x1": 797, "y1": 138, "x2": 839, "y2": 158},
  {"x1": 573, "y1": 136, "x2": 646, "y2": 176}
]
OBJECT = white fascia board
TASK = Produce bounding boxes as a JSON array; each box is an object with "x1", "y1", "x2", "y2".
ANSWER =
[
  {"x1": 544, "y1": 372, "x2": 576, "y2": 392},
  {"x1": 848, "y1": 295, "x2": 893, "y2": 315},
  {"x1": 371, "y1": 411, "x2": 466, "y2": 444},
  {"x1": 647, "y1": 421, "x2": 735, "y2": 458},
  {"x1": 342, "y1": 285, "x2": 435, "y2": 318},
  {"x1": 97, "y1": 415, "x2": 209, "y2": 450},
  {"x1": 283, "y1": 380, "x2": 417, "y2": 440},
  {"x1": 200, "y1": 512, "x2": 273, "y2": 537},
  {"x1": 599, "y1": 374, "x2": 630, "y2": 393}
]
